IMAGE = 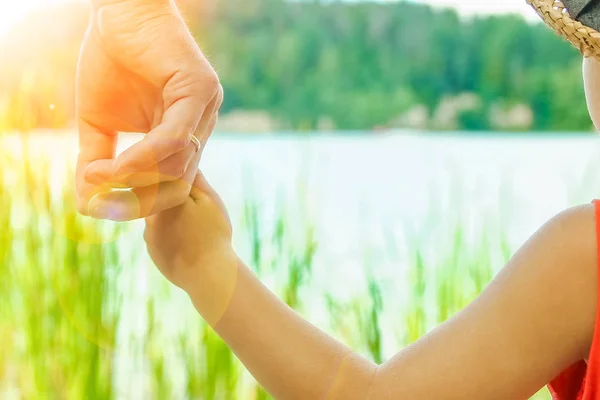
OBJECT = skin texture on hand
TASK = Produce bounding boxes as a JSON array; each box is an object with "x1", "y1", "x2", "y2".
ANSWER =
[
  {"x1": 144, "y1": 172, "x2": 238, "y2": 326},
  {"x1": 76, "y1": 0, "x2": 222, "y2": 221},
  {"x1": 145, "y1": 171, "x2": 599, "y2": 399}
]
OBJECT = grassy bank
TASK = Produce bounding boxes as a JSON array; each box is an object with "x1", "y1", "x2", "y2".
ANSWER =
[{"x1": 0, "y1": 137, "x2": 551, "y2": 399}]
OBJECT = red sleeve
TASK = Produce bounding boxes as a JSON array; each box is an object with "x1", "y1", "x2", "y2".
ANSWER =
[{"x1": 547, "y1": 200, "x2": 600, "y2": 400}]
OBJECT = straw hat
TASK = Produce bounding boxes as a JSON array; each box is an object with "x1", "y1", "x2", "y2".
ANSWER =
[{"x1": 527, "y1": 0, "x2": 600, "y2": 61}]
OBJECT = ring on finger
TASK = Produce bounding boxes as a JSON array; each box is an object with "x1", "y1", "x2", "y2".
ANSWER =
[{"x1": 190, "y1": 135, "x2": 201, "y2": 153}]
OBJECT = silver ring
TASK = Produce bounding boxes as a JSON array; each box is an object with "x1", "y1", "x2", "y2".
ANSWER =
[{"x1": 190, "y1": 136, "x2": 201, "y2": 153}]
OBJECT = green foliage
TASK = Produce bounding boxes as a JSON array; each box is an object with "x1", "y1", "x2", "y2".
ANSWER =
[
  {"x1": 204, "y1": 0, "x2": 590, "y2": 132},
  {"x1": 0, "y1": 138, "x2": 122, "y2": 399},
  {"x1": 457, "y1": 107, "x2": 490, "y2": 131},
  {"x1": 0, "y1": 1, "x2": 593, "y2": 133}
]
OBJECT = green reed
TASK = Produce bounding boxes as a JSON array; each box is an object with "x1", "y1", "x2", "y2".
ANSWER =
[
  {"x1": 1, "y1": 137, "x2": 123, "y2": 399},
  {"x1": 400, "y1": 213, "x2": 551, "y2": 399},
  {"x1": 0, "y1": 150, "x2": 12, "y2": 395}
]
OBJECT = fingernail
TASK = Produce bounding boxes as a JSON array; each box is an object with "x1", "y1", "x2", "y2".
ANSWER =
[{"x1": 88, "y1": 201, "x2": 134, "y2": 221}]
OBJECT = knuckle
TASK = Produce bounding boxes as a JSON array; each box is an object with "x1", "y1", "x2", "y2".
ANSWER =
[
  {"x1": 202, "y1": 70, "x2": 220, "y2": 91},
  {"x1": 194, "y1": 70, "x2": 220, "y2": 98},
  {"x1": 170, "y1": 136, "x2": 189, "y2": 153},
  {"x1": 161, "y1": 159, "x2": 187, "y2": 180},
  {"x1": 167, "y1": 164, "x2": 186, "y2": 180},
  {"x1": 215, "y1": 84, "x2": 224, "y2": 109}
]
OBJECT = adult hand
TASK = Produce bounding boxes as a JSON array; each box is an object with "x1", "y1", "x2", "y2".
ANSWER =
[{"x1": 76, "y1": 0, "x2": 223, "y2": 221}]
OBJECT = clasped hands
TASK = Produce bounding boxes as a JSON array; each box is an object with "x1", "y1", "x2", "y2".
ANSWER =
[{"x1": 76, "y1": 0, "x2": 222, "y2": 222}]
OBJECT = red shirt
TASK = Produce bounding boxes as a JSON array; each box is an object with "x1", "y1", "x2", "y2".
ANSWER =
[{"x1": 548, "y1": 200, "x2": 600, "y2": 399}]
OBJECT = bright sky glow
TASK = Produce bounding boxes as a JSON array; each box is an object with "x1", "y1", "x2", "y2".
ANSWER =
[
  {"x1": 416, "y1": 0, "x2": 539, "y2": 20},
  {"x1": 0, "y1": 0, "x2": 540, "y2": 37},
  {"x1": 0, "y1": 0, "x2": 81, "y2": 34}
]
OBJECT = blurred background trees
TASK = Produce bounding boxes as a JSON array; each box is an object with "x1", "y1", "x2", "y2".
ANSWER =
[{"x1": 0, "y1": 0, "x2": 591, "y2": 132}]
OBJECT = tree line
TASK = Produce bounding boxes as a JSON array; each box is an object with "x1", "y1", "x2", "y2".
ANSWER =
[{"x1": 0, "y1": 0, "x2": 593, "y2": 132}]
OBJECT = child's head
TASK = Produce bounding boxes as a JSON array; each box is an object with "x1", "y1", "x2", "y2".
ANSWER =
[{"x1": 527, "y1": 0, "x2": 600, "y2": 130}]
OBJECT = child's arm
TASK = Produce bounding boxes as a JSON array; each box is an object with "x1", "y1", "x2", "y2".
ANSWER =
[{"x1": 144, "y1": 172, "x2": 598, "y2": 399}]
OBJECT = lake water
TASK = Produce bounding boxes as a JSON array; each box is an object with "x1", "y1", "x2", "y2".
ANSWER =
[
  {"x1": 4, "y1": 131, "x2": 600, "y2": 397},
  {"x1": 7, "y1": 130, "x2": 600, "y2": 304}
]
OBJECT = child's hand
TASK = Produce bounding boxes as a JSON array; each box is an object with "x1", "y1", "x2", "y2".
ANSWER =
[{"x1": 143, "y1": 172, "x2": 238, "y2": 324}]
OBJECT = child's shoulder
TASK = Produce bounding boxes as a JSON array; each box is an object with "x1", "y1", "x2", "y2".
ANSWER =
[
  {"x1": 535, "y1": 202, "x2": 596, "y2": 251},
  {"x1": 553, "y1": 202, "x2": 596, "y2": 229},
  {"x1": 548, "y1": 202, "x2": 600, "y2": 400}
]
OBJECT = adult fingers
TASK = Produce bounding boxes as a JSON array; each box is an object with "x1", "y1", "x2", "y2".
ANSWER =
[
  {"x1": 75, "y1": 119, "x2": 117, "y2": 215},
  {"x1": 195, "y1": 84, "x2": 223, "y2": 146},
  {"x1": 87, "y1": 146, "x2": 201, "y2": 221},
  {"x1": 83, "y1": 159, "x2": 115, "y2": 185},
  {"x1": 85, "y1": 141, "x2": 197, "y2": 188},
  {"x1": 111, "y1": 80, "x2": 222, "y2": 177},
  {"x1": 189, "y1": 169, "x2": 231, "y2": 229},
  {"x1": 112, "y1": 111, "x2": 217, "y2": 187},
  {"x1": 85, "y1": 110, "x2": 219, "y2": 188}
]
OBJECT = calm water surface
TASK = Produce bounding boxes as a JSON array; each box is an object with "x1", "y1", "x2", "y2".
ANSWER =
[{"x1": 8, "y1": 130, "x2": 600, "y2": 297}]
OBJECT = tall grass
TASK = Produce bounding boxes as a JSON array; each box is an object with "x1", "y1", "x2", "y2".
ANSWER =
[
  {"x1": 0, "y1": 136, "x2": 124, "y2": 399},
  {"x1": 400, "y1": 212, "x2": 550, "y2": 399},
  {"x1": 0, "y1": 135, "x2": 551, "y2": 399}
]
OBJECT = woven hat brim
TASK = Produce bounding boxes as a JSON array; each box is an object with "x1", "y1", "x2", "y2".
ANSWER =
[{"x1": 527, "y1": 0, "x2": 600, "y2": 60}]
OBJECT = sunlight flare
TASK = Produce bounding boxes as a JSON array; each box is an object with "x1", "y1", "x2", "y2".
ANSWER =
[{"x1": 0, "y1": 0, "x2": 77, "y2": 35}]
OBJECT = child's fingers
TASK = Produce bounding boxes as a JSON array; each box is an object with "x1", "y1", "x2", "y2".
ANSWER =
[
  {"x1": 190, "y1": 171, "x2": 232, "y2": 228},
  {"x1": 189, "y1": 171, "x2": 210, "y2": 200}
]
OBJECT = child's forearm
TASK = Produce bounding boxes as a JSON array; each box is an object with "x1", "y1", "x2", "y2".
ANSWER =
[{"x1": 185, "y1": 254, "x2": 378, "y2": 400}]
